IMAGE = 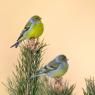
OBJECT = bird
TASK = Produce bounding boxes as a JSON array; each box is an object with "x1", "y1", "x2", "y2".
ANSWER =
[
  {"x1": 10, "y1": 15, "x2": 44, "y2": 48},
  {"x1": 30, "y1": 54, "x2": 69, "y2": 78}
]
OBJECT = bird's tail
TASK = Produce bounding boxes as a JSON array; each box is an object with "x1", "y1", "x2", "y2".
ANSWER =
[
  {"x1": 10, "y1": 41, "x2": 20, "y2": 48},
  {"x1": 30, "y1": 73, "x2": 46, "y2": 79}
]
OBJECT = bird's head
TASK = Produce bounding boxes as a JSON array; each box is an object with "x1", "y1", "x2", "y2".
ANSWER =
[
  {"x1": 31, "y1": 15, "x2": 42, "y2": 22},
  {"x1": 56, "y1": 54, "x2": 68, "y2": 63}
]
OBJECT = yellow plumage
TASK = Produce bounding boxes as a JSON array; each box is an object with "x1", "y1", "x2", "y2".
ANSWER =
[{"x1": 10, "y1": 15, "x2": 44, "y2": 48}]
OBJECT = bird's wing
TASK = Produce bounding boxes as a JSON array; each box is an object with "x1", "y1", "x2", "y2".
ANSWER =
[
  {"x1": 38, "y1": 60, "x2": 60, "y2": 74},
  {"x1": 17, "y1": 20, "x2": 32, "y2": 41}
]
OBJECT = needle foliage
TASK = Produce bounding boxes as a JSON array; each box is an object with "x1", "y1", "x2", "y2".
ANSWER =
[
  {"x1": 83, "y1": 78, "x2": 95, "y2": 95},
  {"x1": 48, "y1": 81, "x2": 75, "y2": 95},
  {"x1": 6, "y1": 40, "x2": 75, "y2": 95},
  {"x1": 6, "y1": 40, "x2": 47, "y2": 95}
]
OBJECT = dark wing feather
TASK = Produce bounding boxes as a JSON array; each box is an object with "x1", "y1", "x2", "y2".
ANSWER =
[
  {"x1": 47, "y1": 59, "x2": 60, "y2": 69},
  {"x1": 17, "y1": 20, "x2": 32, "y2": 41},
  {"x1": 38, "y1": 60, "x2": 59, "y2": 74}
]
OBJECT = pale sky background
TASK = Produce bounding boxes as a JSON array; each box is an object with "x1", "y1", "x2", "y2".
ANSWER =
[{"x1": 0, "y1": 0, "x2": 95, "y2": 95}]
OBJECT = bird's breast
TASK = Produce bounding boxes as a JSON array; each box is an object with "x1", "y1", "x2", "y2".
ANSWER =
[
  {"x1": 25, "y1": 23, "x2": 44, "y2": 38},
  {"x1": 48, "y1": 63, "x2": 68, "y2": 78}
]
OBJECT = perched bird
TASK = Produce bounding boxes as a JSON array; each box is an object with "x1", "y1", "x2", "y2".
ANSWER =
[
  {"x1": 31, "y1": 54, "x2": 69, "y2": 78},
  {"x1": 10, "y1": 15, "x2": 44, "y2": 48}
]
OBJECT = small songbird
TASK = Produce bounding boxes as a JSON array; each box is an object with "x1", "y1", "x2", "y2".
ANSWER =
[
  {"x1": 10, "y1": 15, "x2": 44, "y2": 48},
  {"x1": 31, "y1": 54, "x2": 69, "y2": 78}
]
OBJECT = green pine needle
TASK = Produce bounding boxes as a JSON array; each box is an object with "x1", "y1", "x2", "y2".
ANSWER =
[
  {"x1": 48, "y1": 81, "x2": 75, "y2": 95},
  {"x1": 6, "y1": 40, "x2": 47, "y2": 95},
  {"x1": 5, "y1": 39, "x2": 75, "y2": 95},
  {"x1": 83, "y1": 77, "x2": 95, "y2": 95}
]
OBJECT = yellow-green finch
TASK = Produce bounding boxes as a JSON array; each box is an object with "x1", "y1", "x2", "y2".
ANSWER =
[
  {"x1": 31, "y1": 55, "x2": 69, "y2": 78},
  {"x1": 10, "y1": 15, "x2": 44, "y2": 48}
]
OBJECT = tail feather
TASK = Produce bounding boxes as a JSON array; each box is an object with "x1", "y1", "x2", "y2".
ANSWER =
[{"x1": 10, "y1": 41, "x2": 20, "y2": 48}]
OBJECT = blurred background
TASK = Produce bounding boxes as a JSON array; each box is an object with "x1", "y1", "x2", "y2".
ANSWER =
[{"x1": 0, "y1": 0, "x2": 95, "y2": 95}]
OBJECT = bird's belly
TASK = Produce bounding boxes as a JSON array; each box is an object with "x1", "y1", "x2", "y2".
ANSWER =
[
  {"x1": 25, "y1": 23, "x2": 44, "y2": 39},
  {"x1": 48, "y1": 69, "x2": 65, "y2": 78},
  {"x1": 47, "y1": 64, "x2": 68, "y2": 78}
]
